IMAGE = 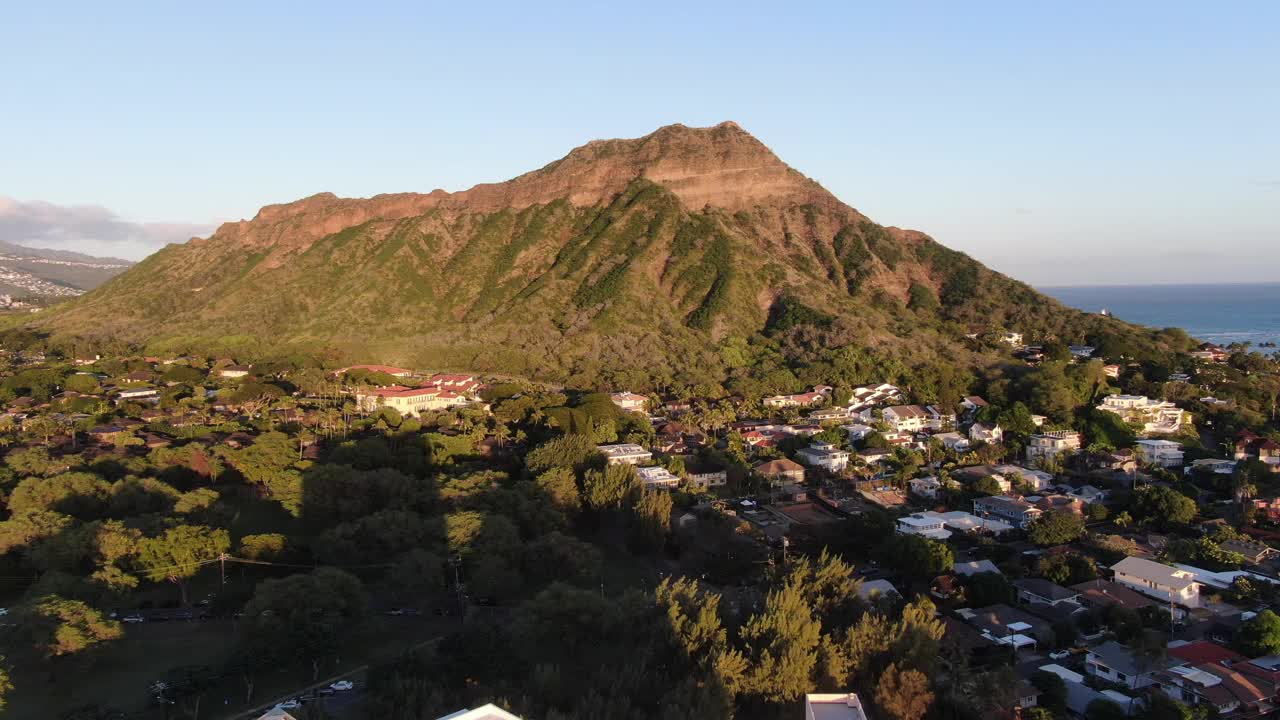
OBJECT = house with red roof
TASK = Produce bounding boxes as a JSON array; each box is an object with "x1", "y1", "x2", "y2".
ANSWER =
[{"x1": 355, "y1": 385, "x2": 469, "y2": 416}]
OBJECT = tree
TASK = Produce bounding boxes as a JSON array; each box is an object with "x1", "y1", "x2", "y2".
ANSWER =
[
  {"x1": 0, "y1": 659, "x2": 10, "y2": 713},
  {"x1": 629, "y1": 489, "x2": 673, "y2": 553},
  {"x1": 1133, "y1": 485, "x2": 1197, "y2": 528},
  {"x1": 534, "y1": 467, "x2": 581, "y2": 518},
  {"x1": 525, "y1": 434, "x2": 598, "y2": 474},
  {"x1": 1085, "y1": 699, "x2": 1126, "y2": 720},
  {"x1": 972, "y1": 476, "x2": 1004, "y2": 497},
  {"x1": 22, "y1": 595, "x2": 123, "y2": 658},
  {"x1": 1028, "y1": 511, "x2": 1086, "y2": 546},
  {"x1": 239, "y1": 533, "x2": 287, "y2": 560},
  {"x1": 740, "y1": 581, "x2": 821, "y2": 702},
  {"x1": 878, "y1": 534, "x2": 953, "y2": 580},
  {"x1": 240, "y1": 568, "x2": 367, "y2": 663},
  {"x1": 874, "y1": 662, "x2": 933, "y2": 720},
  {"x1": 135, "y1": 525, "x2": 230, "y2": 605},
  {"x1": 964, "y1": 571, "x2": 1014, "y2": 607},
  {"x1": 1036, "y1": 552, "x2": 1098, "y2": 585},
  {"x1": 1235, "y1": 609, "x2": 1280, "y2": 657},
  {"x1": 581, "y1": 464, "x2": 637, "y2": 511}
]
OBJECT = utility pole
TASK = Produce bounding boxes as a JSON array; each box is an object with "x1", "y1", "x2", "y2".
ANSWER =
[{"x1": 219, "y1": 553, "x2": 227, "y2": 586}]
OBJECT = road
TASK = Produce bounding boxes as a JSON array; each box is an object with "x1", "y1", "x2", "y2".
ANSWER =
[{"x1": 223, "y1": 635, "x2": 443, "y2": 720}]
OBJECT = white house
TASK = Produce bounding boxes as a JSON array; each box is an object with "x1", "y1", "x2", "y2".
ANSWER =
[
  {"x1": 1085, "y1": 641, "x2": 1158, "y2": 690},
  {"x1": 763, "y1": 386, "x2": 829, "y2": 409},
  {"x1": 1134, "y1": 439, "x2": 1184, "y2": 468},
  {"x1": 804, "y1": 693, "x2": 869, "y2": 720},
  {"x1": 847, "y1": 383, "x2": 901, "y2": 409},
  {"x1": 969, "y1": 422, "x2": 1004, "y2": 445},
  {"x1": 973, "y1": 495, "x2": 1042, "y2": 529},
  {"x1": 355, "y1": 386, "x2": 470, "y2": 416},
  {"x1": 1026, "y1": 430, "x2": 1082, "y2": 464},
  {"x1": 841, "y1": 423, "x2": 874, "y2": 444},
  {"x1": 610, "y1": 392, "x2": 648, "y2": 412},
  {"x1": 636, "y1": 465, "x2": 680, "y2": 489},
  {"x1": 960, "y1": 396, "x2": 989, "y2": 415},
  {"x1": 1111, "y1": 556, "x2": 1200, "y2": 609},
  {"x1": 598, "y1": 444, "x2": 653, "y2": 466},
  {"x1": 1098, "y1": 395, "x2": 1186, "y2": 434},
  {"x1": 1002, "y1": 331, "x2": 1024, "y2": 346},
  {"x1": 795, "y1": 440, "x2": 851, "y2": 472},
  {"x1": 934, "y1": 432, "x2": 971, "y2": 452},
  {"x1": 218, "y1": 365, "x2": 251, "y2": 378},
  {"x1": 882, "y1": 405, "x2": 929, "y2": 433},
  {"x1": 926, "y1": 405, "x2": 957, "y2": 432},
  {"x1": 909, "y1": 476, "x2": 942, "y2": 499},
  {"x1": 896, "y1": 513, "x2": 952, "y2": 540}
]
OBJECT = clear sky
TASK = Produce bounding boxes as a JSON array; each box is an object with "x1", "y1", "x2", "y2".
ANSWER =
[{"x1": 2, "y1": 1, "x2": 1276, "y2": 285}]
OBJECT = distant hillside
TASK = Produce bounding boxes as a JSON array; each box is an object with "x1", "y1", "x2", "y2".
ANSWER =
[
  {"x1": 25, "y1": 122, "x2": 1176, "y2": 384},
  {"x1": 0, "y1": 240, "x2": 133, "y2": 299}
]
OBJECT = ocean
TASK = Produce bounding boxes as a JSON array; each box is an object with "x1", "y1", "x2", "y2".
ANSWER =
[{"x1": 1042, "y1": 282, "x2": 1280, "y2": 348}]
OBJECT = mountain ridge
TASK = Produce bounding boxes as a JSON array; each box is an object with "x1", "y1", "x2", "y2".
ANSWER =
[{"x1": 20, "y1": 122, "x2": 1153, "y2": 388}]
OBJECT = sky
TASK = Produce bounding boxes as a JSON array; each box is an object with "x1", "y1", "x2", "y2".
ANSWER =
[{"x1": 1, "y1": 1, "x2": 1276, "y2": 285}]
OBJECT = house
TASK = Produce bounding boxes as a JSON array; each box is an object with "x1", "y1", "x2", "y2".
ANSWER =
[
  {"x1": 1104, "y1": 364, "x2": 1122, "y2": 379},
  {"x1": 896, "y1": 513, "x2": 952, "y2": 540},
  {"x1": 610, "y1": 392, "x2": 648, "y2": 412},
  {"x1": 973, "y1": 495, "x2": 1042, "y2": 529},
  {"x1": 598, "y1": 444, "x2": 653, "y2": 466},
  {"x1": 1013, "y1": 578, "x2": 1081, "y2": 607},
  {"x1": 882, "y1": 405, "x2": 930, "y2": 433},
  {"x1": 1064, "y1": 484, "x2": 1108, "y2": 505},
  {"x1": 968, "y1": 423, "x2": 1003, "y2": 445},
  {"x1": 1086, "y1": 641, "x2": 1160, "y2": 690},
  {"x1": 753, "y1": 458, "x2": 806, "y2": 486},
  {"x1": 994, "y1": 464, "x2": 1055, "y2": 491},
  {"x1": 795, "y1": 440, "x2": 851, "y2": 472},
  {"x1": 1111, "y1": 556, "x2": 1201, "y2": 608},
  {"x1": 1234, "y1": 431, "x2": 1280, "y2": 473},
  {"x1": 1002, "y1": 331, "x2": 1024, "y2": 346},
  {"x1": 435, "y1": 705, "x2": 523, "y2": 720},
  {"x1": 1097, "y1": 395, "x2": 1186, "y2": 434},
  {"x1": 1185, "y1": 458, "x2": 1236, "y2": 476},
  {"x1": 685, "y1": 462, "x2": 728, "y2": 490},
  {"x1": 933, "y1": 510, "x2": 1013, "y2": 535},
  {"x1": 934, "y1": 432, "x2": 971, "y2": 452},
  {"x1": 1154, "y1": 644, "x2": 1277, "y2": 718},
  {"x1": 1069, "y1": 345, "x2": 1096, "y2": 360},
  {"x1": 1220, "y1": 538, "x2": 1279, "y2": 566},
  {"x1": 1026, "y1": 430, "x2": 1082, "y2": 464},
  {"x1": 963, "y1": 604, "x2": 1054, "y2": 648},
  {"x1": 908, "y1": 476, "x2": 942, "y2": 500},
  {"x1": 355, "y1": 386, "x2": 470, "y2": 416},
  {"x1": 1070, "y1": 579, "x2": 1156, "y2": 613},
  {"x1": 762, "y1": 386, "x2": 829, "y2": 409},
  {"x1": 115, "y1": 387, "x2": 159, "y2": 403},
  {"x1": 1035, "y1": 494, "x2": 1086, "y2": 516},
  {"x1": 858, "y1": 579, "x2": 902, "y2": 602},
  {"x1": 857, "y1": 448, "x2": 893, "y2": 466},
  {"x1": 960, "y1": 396, "x2": 989, "y2": 415},
  {"x1": 1135, "y1": 439, "x2": 1185, "y2": 468},
  {"x1": 218, "y1": 365, "x2": 251, "y2": 378},
  {"x1": 428, "y1": 374, "x2": 480, "y2": 391},
  {"x1": 803, "y1": 693, "x2": 868, "y2": 720},
  {"x1": 336, "y1": 364, "x2": 415, "y2": 378},
  {"x1": 636, "y1": 465, "x2": 680, "y2": 490},
  {"x1": 256, "y1": 709, "x2": 299, "y2": 720},
  {"x1": 808, "y1": 406, "x2": 851, "y2": 422},
  {"x1": 847, "y1": 383, "x2": 901, "y2": 410},
  {"x1": 841, "y1": 423, "x2": 874, "y2": 443},
  {"x1": 954, "y1": 559, "x2": 1003, "y2": 576},
  {"x1": 926, "y1": 405, "x2": 956, "y2": 432},
  {"x1": 953, "y1": 465, "x2": 1011, "y2": 492}
]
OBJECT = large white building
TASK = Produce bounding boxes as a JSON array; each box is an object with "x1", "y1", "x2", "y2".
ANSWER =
[
  {"x1": 882, "y1": 405, "x2": 929, "y2": 433},
  {"x1": 1111, "y1": 556, "x2": 1201, "y2": 609},
  {"x1": 1026, "y1": 430, "x2": 1082, "y2": 464},
  {"x1": 804, "y1": 693, "x2": 869, "y2": 720},
  {"x1": 598, "y1": 443, "x2": 653, "y2": 465},
  {"x1": 1098, "y1": 395, "x2": 1186, "y2": 434},
  {"x1": 635, "y1": 465, "x2": 681, "y2": 489},
  {"x1": 1135, "y1": 439, "x2": 1185, "y2": 468},
  {"x1": 355, "y1": 386, "x2": 470, "y2": 416},
  {"x1": 795, "y1": 440, "x2": 850, "y2": 472}
]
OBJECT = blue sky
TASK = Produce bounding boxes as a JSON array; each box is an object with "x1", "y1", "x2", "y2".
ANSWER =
[{"x1": 1, "y1": 1, "x2": 1276, "y2": 284}]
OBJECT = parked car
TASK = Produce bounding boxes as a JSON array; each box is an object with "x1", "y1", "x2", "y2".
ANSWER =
[
  {"x1": 122, "y1": 614, "x2": 145, "y2": 623},
  {"x1": 330, "y1": 680, "x2": 354, "y2": 692},
  {"x1": 277, "y1": 699, "x2": 302, "y2": 709},
  {"x1": 1048, "y1": 650, "x2": 1071, "y2": 660}
]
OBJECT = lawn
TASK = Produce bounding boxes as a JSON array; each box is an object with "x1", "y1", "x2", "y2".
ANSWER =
[{"x1": 5, "y1": 615, "x2": 458, "y2": 720}]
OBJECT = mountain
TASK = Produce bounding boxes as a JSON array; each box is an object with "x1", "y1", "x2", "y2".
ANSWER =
[
  {"x1": 23, "y1": 122, "x2": 1161, "y2": 384},
  {"x1": 0, "y1": 240, "x2": 133, "y2": 299}
]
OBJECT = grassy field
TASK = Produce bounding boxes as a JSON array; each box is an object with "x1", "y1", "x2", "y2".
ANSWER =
[{"x1": 6, "y1": 615, "x2": 457, "y2": 720}]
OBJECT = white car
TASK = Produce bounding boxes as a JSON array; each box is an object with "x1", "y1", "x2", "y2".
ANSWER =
[
  {"x1": 329, "y1": 680, "x2": 354, "y2": 692},
  {"x1": 1048, "y1": 650, "x2": 1071, "y2": 660},
  {"x1": 277, "y1": 699, "x2": 302, "y2": 709},
  {"x1": 122, "y1": 614, "x2": 146, "y2": 623}
]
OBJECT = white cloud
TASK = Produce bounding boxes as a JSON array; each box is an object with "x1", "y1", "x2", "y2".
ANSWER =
[{"x1": 0, "y1": 196, "x2": 216, "y2": 260}]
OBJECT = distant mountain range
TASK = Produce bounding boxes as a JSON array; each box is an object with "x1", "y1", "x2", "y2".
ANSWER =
[
  {"x1": 0, "y1": 240, "x2": 133, "y2": 299},
  {"x1": 24, "y1": 122, "x2": 1173, "y2": 381}
]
